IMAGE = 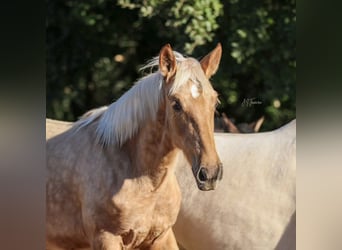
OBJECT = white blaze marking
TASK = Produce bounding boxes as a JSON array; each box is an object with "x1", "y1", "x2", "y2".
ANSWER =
[{"x1": 191, "y1": 84, "x2": 200, "y2": 98}]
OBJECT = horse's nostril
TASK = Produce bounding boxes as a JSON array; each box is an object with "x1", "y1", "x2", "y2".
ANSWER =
[{"x1": 198, "y1": 167, "x2": 208, "y2": 182}]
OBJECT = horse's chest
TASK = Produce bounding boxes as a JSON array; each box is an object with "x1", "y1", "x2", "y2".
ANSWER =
[{"x1": 113, "y1": 179, "x2": 181, "y2": 247}]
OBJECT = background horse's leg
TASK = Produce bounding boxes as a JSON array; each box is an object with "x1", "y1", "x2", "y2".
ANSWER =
[
  {"x1": 92, "y1": 231, "x2": 123, "y2": 250},
  {"x1": 147, "y1": 229, "x2": 179, "y2": 250}
]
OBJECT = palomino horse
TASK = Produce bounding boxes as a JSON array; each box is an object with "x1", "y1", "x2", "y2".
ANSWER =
[
  {"x1": 173, "y1": 120, "x2": 296, "y2": 250},
  {"x1": 46, "y1": 44, "x2": 223, "y2": 250}
]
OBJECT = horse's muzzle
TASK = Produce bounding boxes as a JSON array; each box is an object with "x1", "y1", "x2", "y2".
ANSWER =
[{"x1": 194, "y1": 163, "x2": 223, "y2": 191}]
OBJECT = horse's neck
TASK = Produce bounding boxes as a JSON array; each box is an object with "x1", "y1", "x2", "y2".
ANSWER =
[{"x1": 124, "y1": 110, "x2": 179, "y2": 188}]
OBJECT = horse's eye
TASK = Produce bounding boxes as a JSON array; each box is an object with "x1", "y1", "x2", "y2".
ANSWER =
[{"x1": 172, "y1": 100, "x2": 182, "y2": 112}]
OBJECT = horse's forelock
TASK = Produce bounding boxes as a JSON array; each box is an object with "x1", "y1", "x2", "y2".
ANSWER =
[{"x1": 140, "y1": 51, "x2": 208, "y2": 96}]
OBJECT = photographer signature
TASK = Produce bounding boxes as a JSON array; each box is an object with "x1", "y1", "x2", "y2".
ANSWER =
[{"x1": 242, "y1": 97, "x2": 262, "y2": 107}]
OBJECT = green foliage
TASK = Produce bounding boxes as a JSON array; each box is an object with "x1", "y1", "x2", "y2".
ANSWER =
[
  {"x1": 47, "y1": 0, "x2": 296, "y2": 131},
  {"x1": 117, "y1": 0, "x2": 223, "y2": 53},
  {"x1": 213, "y1": 0, "x2": 296, "y2": 130}
]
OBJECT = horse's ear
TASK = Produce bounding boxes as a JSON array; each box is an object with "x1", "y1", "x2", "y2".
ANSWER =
[
  {"x1": 159, "y1": 44, "x2": 177, "y2": 82},
  {"x1": 250, "y1": 116, "x2": 264, "y2": 132},
  {"x1": 222, "y1": 113, "x2": 240, "y2": 133},
  {"x1": 200, "y1": 43, "x2": 222, "y2": 78}
]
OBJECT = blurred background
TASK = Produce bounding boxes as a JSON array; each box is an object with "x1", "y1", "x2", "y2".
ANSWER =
[{"x1": 46, "y1": 0, "x2": 296, "y2": 131}]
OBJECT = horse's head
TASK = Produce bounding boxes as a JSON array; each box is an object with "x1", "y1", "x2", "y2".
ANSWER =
[{"x1": 159, "y1": 43, "x2": 223, "y2": 191}]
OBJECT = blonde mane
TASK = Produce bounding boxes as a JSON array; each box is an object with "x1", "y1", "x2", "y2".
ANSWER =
[{"x1": 74, "y1": 51, "x2": 209, "y2": 147}]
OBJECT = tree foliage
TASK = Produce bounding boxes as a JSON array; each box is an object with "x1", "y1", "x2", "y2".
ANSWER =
[{"x1": 47, "y1": 0, "x2": 295, "y2": 131}]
